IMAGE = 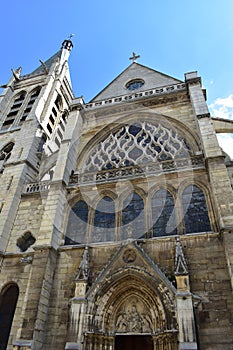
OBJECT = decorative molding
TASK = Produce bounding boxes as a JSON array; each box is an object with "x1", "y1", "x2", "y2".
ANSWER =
[
  {"x1": 123, "y1": 249, "x2": 136, "y2": 263},
  {"x1": 186, "y1": 77, "x2": 202, "y2": 86},
  {"x1": 69, "y1": 154, "x2": 204, "y2": 186},
  {"x1": 19, "y1": 256, "x2": 33, "y2": 264},
  {"x1": 84, "y1": 83, "x2": 186, "y2": 110}
]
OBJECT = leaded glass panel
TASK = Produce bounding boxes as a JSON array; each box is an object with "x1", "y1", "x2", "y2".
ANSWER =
[
  {"x1": 122, "y1": 192, "x2": 145, "y2": 239},
  {"x1": 93, "y1": 196, "x2": 115, "y2": 242},
  {"x1": 65, "y1": 200, "x2": 88, "y2": 245},
  {"x1": 152, "y1": 189, "x2": 177, "y2": 236},
  {"x1": 182, "y1": 185, "x2": 211, "y2": 233}
]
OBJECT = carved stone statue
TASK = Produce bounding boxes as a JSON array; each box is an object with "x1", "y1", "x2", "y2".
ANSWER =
[
  {"x1": 76, "y1": 246, "x2": 89, "y2": 280},
  {"x1": 116, "y1": 302, "x2": 152, "y2": 333}
]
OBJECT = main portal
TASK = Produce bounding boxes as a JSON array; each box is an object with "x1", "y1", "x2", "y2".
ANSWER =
[{"x1": 115, "y1": 335, "x2": 153, "y2": 350}]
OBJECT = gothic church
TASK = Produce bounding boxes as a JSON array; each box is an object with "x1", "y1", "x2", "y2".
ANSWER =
[{"x1": 0, "y1": 39, "x2": 233, "y2": 350}]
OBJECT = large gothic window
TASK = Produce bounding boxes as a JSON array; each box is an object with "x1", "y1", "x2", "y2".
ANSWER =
[
  {"x1": 93, "y1": 196, "x2": 115, "y2": 242},
  {"x1": 122, "y1": 192, "x2": 145, "y2": 239},
  {"x1": 83, "y1": 121, "x2": 191, "y2": 173},
  {"x1": 182, "y1": 185, "x2": 211, "y2": 234},
  {"x1": 0, "y1": 284, "x2": 19, "y2": 350},
  {"x1": 65, "y1": 200, "x2": 89, "y2": 245},
  {"x1": 152, "y1": 189, "x2": 177, "y2": 236}
]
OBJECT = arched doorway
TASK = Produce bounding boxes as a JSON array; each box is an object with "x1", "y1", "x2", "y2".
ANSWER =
[
  {"x1": 0, "y1": 284, "x2": 19, "y2": 350},
  {"x1": 85, "y1": 268, "x2": 178, "y2": 350},
  {"x1": 115, "y1": 334, "x2": 153, "y2": 350}
]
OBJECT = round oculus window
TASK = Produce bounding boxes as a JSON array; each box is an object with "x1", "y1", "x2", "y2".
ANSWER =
[{"x1": 126, "y1": 79, "x2": 145, "y2": 91}]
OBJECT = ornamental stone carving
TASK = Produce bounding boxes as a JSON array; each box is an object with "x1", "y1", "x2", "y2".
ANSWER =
[
  {"x1": 83, "y1": 121, "x2": 191, "y2": 173},
  {"x1": 115, "y1": 299, "x2": 152, "y2": 333}
]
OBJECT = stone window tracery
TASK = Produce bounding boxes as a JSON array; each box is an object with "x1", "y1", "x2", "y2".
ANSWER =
[
  {"x1": 182, "y1": 185, "x2": 211, "y2": 233},
  {"x1": 152, "y1": 189, "x2": 177, "y2": 237},
  {"x1": 0, "y1": 142, "x2": 14, "y2": 173},
  {"x1": 83, "y1": 121, "x2": 191, "y2": 173},
  {"x1": 64, "y1": 187, "x2": 212, "y2": 245}
]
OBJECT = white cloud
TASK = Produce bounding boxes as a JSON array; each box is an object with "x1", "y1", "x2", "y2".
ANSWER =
[
  {"x1": 209, "y1": 94, "x2": 233, "y2": 159},
  {"x1": 209, "y1": 94, "x2": 233, "y2": 120},
  {"x1": 217, "y1": 133, "x2": 233, "y2": 160}
]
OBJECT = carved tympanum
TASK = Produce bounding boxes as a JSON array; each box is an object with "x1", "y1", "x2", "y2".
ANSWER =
[{"x1": 115, "y1": 300, "x2": 152, "y2": 333}]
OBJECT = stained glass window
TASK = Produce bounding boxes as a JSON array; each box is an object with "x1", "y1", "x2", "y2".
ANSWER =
[
  {"x1": 122, "y1": 192, "x2": 145, "y2": 239},
  {"x1": 83, "y1": 121, "x2": 190, "y2": 173},
  {"x1": 152, "y1": 189, "x2": 177, "y2": 237},
  {"x1": 182, "y1": 185, "x2": 211, "y2": 233},
  {"x1": 65, "y1": 200, "x2": 88, "y2": 245},
  {"x1": 93, "y1": 196, "x2": 115, "y2": 242}
]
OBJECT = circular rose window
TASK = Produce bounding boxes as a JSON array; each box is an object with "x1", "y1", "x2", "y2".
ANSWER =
[{"x1": 126, "y1": 79, "x2": 145, "y2": 91}]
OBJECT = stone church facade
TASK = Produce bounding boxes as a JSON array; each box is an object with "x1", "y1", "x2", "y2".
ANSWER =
[{"x1": 0, "y1": 39, "x2": 233, "y2": 350}]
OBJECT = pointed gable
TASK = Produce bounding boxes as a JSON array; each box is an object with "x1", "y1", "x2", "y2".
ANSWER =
[{"x1": 91, "y1": 62, "x2": 182, "y2": 102}]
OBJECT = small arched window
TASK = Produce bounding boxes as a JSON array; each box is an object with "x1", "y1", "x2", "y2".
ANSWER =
[
  {"x1": 65, "y1": 200, "x2": 89, "y2": 245},
  {"x1": 2, "y1": 92, "x2": 26, "y2": 130},
  {"x1": 0, "y1": 142, "x2": 14, "y2": 174},
  {"x1": 93, "y1": 196, "x2": 115, "y2": 242},
  {"x1": 0, "y1": 284, "x2": 19, "y2": 350},
  {"x1": 122, "y1": 192, "x2": 144, "y2": 239},
  {"x1": 20, "y1": 87, "x2": 41, "y2": 123},
  {"x1": 182, "y1": 185, "x2": 211, "y2": 234},
  {"x1": 152, "y1": 189, "x2": 177, "y2": 237}
]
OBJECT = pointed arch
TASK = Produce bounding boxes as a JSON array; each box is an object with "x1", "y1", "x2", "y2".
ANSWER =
[
  {"x1": 0, "y1": 142, "x2": 15, "y2": 173},
  {"x1": 182, "y1": 184, "x2": 211, "y2": 234},
  {"x1": 65, "y1": 199, "x2": 89, "y2": 245},
  {"x1": 152, "y1": 189, "x2": 177, "y2": 237},
  {"x1": 0, "y1": 283, "x2": 19, "y2": 350},
  {"x1": 82, "y1": 121, "x2": 191, "y2": 173},
  {"x1": 86, "y1": 267, "x2": 176, "y2": 335},
  {"x1": 92, "y1": 196, "x2": 115, "y2": 242}
]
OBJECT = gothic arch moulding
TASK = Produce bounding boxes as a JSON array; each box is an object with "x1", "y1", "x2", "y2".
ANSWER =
[{"x1": 85, "y1": 268, "x2": 177, "y2": 336}]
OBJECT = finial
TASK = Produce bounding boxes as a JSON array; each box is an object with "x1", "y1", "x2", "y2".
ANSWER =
[
  {"x1": 129, "y1": 52, "x2": 140, "y2": 63},
  {"x1": 61, "y1": 35, "x2": 74, "y2": 51}
]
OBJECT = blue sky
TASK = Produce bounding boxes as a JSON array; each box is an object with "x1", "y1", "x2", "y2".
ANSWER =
[{"x1": 1, "y1": 0, "x2": 233, "y2": 155}]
